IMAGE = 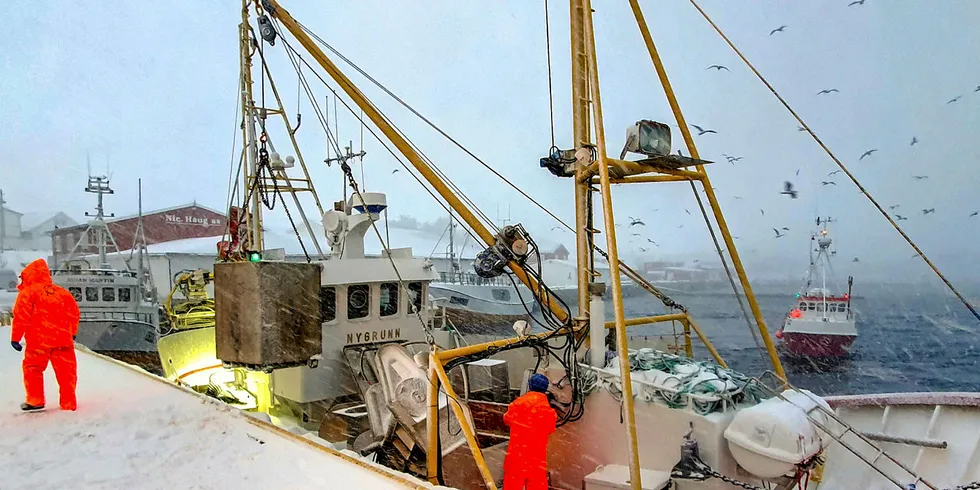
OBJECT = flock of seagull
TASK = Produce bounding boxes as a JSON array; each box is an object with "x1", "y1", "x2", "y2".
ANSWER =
[
  {"x1": 555, "y1": 0, "x2": 976, "y2": 259},
  {"x1": 678, "y1": 1, "x2": 980, "y2": 245}
]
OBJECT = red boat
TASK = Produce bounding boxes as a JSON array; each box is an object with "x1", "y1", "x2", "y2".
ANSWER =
[{"x1": 775, "y1": 218, "x2": 857, "y2": 358}]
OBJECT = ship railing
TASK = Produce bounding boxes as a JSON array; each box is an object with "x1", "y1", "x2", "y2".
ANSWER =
[
  {"x1": 53, "y1": 268, "x2": 138, "y2": 279},
  {"x1": 437, "y1": 271, "x2": 513, "y2": 288}
]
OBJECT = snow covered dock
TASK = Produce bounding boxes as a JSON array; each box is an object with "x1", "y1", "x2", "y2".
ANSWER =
[{"x1": 0, "y1": 326, "x2": 438, "y2": 490}]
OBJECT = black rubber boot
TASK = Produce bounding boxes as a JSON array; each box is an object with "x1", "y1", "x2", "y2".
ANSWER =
[{"x1": 20, "y1": 402, "x2": 44, "y2": 411}]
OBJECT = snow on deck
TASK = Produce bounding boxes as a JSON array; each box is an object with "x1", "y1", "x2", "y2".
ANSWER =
[{"x1": 0, "y1": 326, "x2": 437, "y2": 490}]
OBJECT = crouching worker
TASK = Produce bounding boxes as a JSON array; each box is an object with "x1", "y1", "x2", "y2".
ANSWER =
[
  {"x1": 503, "y1": 373, "x2": 557, "y2": 490},
  {"x1": 10, "y1": 259, "x2": 80, "y2": 411}
]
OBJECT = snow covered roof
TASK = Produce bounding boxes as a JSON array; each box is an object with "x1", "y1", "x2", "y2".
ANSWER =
[
  {"x1": 0, "y1": 250, "x2": 48, "y2": 271},
  {"x1": 19, "y1": 212, "x2": 77, "y2": 231},
  {"x1": 107, "y1": 202, "x2": 226, "y2": 223},
  {"x1": 133, "y1": 218, "x2": 489, "y2": 259}
]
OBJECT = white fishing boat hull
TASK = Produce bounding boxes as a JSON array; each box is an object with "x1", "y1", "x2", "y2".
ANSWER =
[{"x1": 822, "y1": 392, "x2": 980, "y2": 489}]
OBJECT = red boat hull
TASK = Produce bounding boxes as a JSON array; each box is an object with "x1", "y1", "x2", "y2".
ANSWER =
[{"x1": 781, "y1": 332, "x2": 855, "y2": 357}]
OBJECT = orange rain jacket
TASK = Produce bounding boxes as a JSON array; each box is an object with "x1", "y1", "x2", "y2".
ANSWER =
[
  {"x1": 11, "y1": 259, "x2": 80, "y2": 409},
  {"x1": 502, "y1": 391, "x2": 557, "y2": 490}
]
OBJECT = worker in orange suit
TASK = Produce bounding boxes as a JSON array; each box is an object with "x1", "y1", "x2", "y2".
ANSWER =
[
  {"x1": 9, "y1": 259, "x2": 80, "y2": 411},
  {"x1": 503, "y1": 373, "x2": 557, "y2": 490}
]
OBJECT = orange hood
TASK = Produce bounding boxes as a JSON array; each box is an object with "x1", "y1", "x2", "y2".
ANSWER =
[{"x1": 18, "y1": 259, "x2": 52, "y2": 291}]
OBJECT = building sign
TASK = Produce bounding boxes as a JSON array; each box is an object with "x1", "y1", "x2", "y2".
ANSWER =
[
  {"x1": 346, "y1": 328, "x2": 402, "y2": 344},
  {"x1": 164, "y1": 214, "x2": 224, "y2": 227}
]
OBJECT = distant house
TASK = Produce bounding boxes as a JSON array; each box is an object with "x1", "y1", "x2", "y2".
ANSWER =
[
  {"x1": 541, "y1": 244, "x2": 569, "y2": 261},
  {"x1": 0, "y1": 207, "x2": 77, "y2": 251},
  {"x1": 18, "y1": 212, "x2": 78, "y2": 250}
]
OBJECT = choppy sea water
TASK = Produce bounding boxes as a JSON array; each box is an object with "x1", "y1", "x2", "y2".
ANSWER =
[{"x1": 618, "y1": 283, "x2": 980, "y2": 396}]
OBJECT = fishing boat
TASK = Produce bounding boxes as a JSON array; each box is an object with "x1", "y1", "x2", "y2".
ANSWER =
[
  {"x1": 776, "y1": 217, "x2": 857, "y2": 358},
  {"x1": 427, "y1": 214, "x2": 535, "y2": 335},
  {"x1": 153, "y1": 1, "x2": 980, "y2": 489},
  {"x1": 52, "y1": 175, "x2": 161, "y2": 372}
]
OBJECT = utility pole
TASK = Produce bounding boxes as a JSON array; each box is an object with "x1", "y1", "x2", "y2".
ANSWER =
[{"x1": 0, "y1": 189, "x2": 6, "y2": 262}]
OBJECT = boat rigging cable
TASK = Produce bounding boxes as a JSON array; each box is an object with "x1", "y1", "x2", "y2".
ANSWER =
[
  {"x1": 291, "y1": 17, "x2": 689, "y2": 316},
  {"x1": 690, "y1": 181, "x2": 769, "y2": 364},
  {"x1": 684, "y1": 0, "x2": 980, "y2": 323},
  {"x1": 543, "y1": 0, "x2": 556, "y2": 148},
  {"x1": 276, "y1": 25, "x2": 501, "y2": 247}
]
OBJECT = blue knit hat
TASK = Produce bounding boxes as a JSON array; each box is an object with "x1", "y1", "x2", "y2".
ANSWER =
[{"x1": 528, "y1": 373, "x2": 550, "y2": 393}]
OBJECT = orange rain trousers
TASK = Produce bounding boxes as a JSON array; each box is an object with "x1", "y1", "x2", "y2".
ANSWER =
[
  {"x1": 23, "y1": 347, "x2": 77, "y2": 410},
  {"x1": 11, "y1": 259, "x2": 80, "y2": 410},
  {"x1": 502, "y1": 391, "x2": 557, "y2": 490}
]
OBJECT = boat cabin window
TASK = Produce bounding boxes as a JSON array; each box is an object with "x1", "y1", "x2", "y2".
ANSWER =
[
  {"x1": 102, "y1": 287, "x2": 115, "y2": 302},
  {"x1": 815, "y1": 303, "x2": 824, "y2": 312},
  {"x1": 492, "y1": 289, "x2": 511, "y2": 302},
  {"x1": 69, "y1": 287, "x2": 83, "y2": 302},
  {"x1": 348, "y1": 284, "x2": 370, "y2": 320},
  {"x1": 408, "y1": 282, "x2": 423, "y2": 314},
  {"x1": 320, "y1": 286, "x2": 336, "y2": 323},
  {"x1": 380, "y1": 283, "x2": 398, "y2": 317},
  {"x1": 85, "y1": 287, "x2": 99, "y2": 302},
  {"x1": 118, "y1": 287, "x2": 131, "y2": 303}
]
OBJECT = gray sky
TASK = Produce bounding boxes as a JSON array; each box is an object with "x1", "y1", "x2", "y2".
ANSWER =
[{"x1": 1, "y1": 0, "x2": 978, "y2": 283}]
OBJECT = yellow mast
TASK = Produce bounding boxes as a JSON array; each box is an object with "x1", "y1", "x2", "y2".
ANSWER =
[
  {"x1": 626, "y1": 0, "x2": 786, "y2": 380},
  {"x1": 580, "y1": 0, "x2": 643, "y2": 486}
]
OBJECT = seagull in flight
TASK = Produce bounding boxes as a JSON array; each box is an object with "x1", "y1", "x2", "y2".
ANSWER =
[
  {"x1": 910, "y1": 136, "x2": 918, "y2": 146},
  {"x1": 848, "y1": 0, "x2": 867, "y2": 6},
  {"x1": 797, "y1": 126, "x2": 808, "y2": 132},
  {"x1": 629, "y1": 217, "x2": 645, "y2": 227},
  {"x1": 770, "y1": 25, "x2": 788, "y2": 35},
  {"x1": 970, "y1": 211, "x2": 978, "y2": 217},
  {"x1": 639, "y1": 247, "x2": 649, "y2": 253},
  {"x1": 922, "y1": 208, "x2": 935, "y2": 215},
  {"x1": 760, "y1": 208, "x2": 765, "y2": 216},
  {"x1": 631, "y1": 232, "x2": 641, "y2": 237},
  {"x1": 733, "y1": 196, "x2": 744, "y2": 200},
  {"x1": 817, "y1": 88, "x2": 840, "y2": 95},
  {"x1": 947, "y1": 95, "x2": 962, "y2": 104},
  {"x1": 895, "y1": 214, "x2": 908, "y2": 221},
  {"x1": 859, "y1": 149, "x2": 878, "y2": 160},
  {"x1": 392, "y1": 169, "x2": 400, "y2": 174},
  {"x1": 647, "y1": 238, "x2": 658, "y2": 245},
  {"x1": 691, "y1": 124, "x2": 717, "y2": 136},
  {"x1": 912, "y1": 175, "x2": 929, "y2": 180},
  {"x1": 685, "y1": 209, "x2": 692, "y2": 215},
  {"x1": 706, "y1": 65, "x2": 729, "y2": 71},
  {"x1": 781, "y1": 181, "x2": 798, "y2": 199},
  {"x1": 975, "y1": 85, "x2": 980, "y2": 92},
  {"x1": 773, "y1": 228, "x2": 786, "y2": 238},
  {"x1": 821, "y1": 181, "x2": 837, "y2": 186},
  {"x1": 828, "y1": 170, "x2": 842, "y2": 176},
  {"x1": 888, "y1": 205, "x2": 900, "y2": 210},
  {"x1": 550, "y1": 226, "x2": 563, "y2": 231},
  {"x1": 782, "y1": 227, "x2": 790, "y2": 231},
  {"x1": 852, "y1": 257, "x2": 860, "y2": 262}
]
